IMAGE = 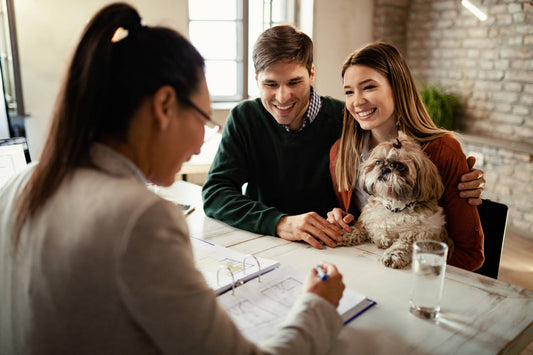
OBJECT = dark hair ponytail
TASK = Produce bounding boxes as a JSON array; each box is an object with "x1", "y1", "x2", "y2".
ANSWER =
[{"x1": 15, "y1": 3, "x2": 205, "y2": 242}]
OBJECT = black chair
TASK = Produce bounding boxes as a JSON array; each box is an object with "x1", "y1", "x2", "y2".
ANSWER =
[{"x1": 474, "y1": 199, "x2": 509, "y2": 279}]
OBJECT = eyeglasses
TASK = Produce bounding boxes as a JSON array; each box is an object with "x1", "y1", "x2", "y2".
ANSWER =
[
  {"x1": 181, "y1": 97, "x2": 220, "y2": 142},
  {"x1": 181, "y1": 97, "x2": 219, "y2": 130}
]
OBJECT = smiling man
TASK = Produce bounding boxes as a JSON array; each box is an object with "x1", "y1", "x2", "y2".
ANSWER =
[
  {"x1": 202, "y1": 25, "x2": 345, "y2": 248},
  {"x1": 202, "y1": 25, "x2": 484, "y2": 249}
]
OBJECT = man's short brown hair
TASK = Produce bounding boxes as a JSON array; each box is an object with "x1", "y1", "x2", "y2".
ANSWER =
[{"x1": 252, "y1": 25, "x2": 313, "y2": 75}]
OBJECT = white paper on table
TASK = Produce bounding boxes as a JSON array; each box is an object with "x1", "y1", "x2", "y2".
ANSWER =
[
  {"x1": 217, "y1": 265, "x2": 375, "y2": 343},
  {"x1": 0, "y1": 144, "x2": 27, "y2": 188}
]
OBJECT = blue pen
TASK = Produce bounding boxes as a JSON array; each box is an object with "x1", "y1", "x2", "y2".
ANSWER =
[{"x1": 315, "y1": 265, "x2": 328, "y2": 281}]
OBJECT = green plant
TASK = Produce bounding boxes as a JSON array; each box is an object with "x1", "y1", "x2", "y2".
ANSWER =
[{"x1": 419, "y1": 84, "x2": 458, "y2": 130}]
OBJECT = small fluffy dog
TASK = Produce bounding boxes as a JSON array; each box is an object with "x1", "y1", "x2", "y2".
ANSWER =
[{"x1": 339, "y1": 132, "x2": 452, "y2": 269}]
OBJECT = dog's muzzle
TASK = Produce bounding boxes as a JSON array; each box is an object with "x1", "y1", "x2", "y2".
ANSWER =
[{"x1": 378, "y1": 167, "x2": 392, "y2": 181}]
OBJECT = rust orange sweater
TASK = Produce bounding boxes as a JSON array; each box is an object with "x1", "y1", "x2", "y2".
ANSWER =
[{"x1": 329, "y1": 135, "x2": 484, "y2": 271}]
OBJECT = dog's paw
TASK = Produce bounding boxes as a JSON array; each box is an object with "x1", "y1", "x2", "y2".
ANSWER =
[
  {"x1": 374, "y1": 236, "x2": 393, "y2": 249},
  {"x1": 338, "y1": 231, "x2": 364, "y2": 246},
  {"x1": 380, "y1": 248, "x2": 411, "y2": 269},
  {"x1": 337, "y1": 223, "x2": 369, "y2": 247}
]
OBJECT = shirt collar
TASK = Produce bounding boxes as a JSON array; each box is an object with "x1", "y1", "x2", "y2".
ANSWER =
[
  {"x1": 282, "y1": 86, "x2": 322, "y2": 132},
  {"x1": 90, "y1": 143, "x2": 148, "y2": 185}
]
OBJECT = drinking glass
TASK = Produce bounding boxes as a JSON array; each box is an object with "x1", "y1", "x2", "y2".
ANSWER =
[{"x1": 409, "y1": 240, "x2": 448, "y2": 319}]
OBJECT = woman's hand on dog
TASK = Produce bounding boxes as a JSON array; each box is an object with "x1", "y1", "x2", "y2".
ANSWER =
[
  {"x1": 326, "y1": 208, "x2": 354, "y2": 232},
  {"x1": 303, "y1": 262, "x2": 345, "y2": 307},
  {"x1": 276, "y1": 213, "x2": 343, "y2": 249}
]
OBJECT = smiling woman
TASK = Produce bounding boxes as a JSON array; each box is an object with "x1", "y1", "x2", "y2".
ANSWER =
[
  {"x1": 329, "y1": 42, "x2": 484, "y2": 272},
  {"x1": 343, "y1": 65, "x2": 395, "y2": 138}
]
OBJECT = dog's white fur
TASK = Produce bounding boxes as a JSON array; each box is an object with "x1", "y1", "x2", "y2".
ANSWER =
[{"x1": 339, "y1": 132, "x2": 452, "y2": 269}]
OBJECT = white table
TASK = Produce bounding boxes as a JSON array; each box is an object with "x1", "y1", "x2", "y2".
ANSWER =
[{"x1": 157, "y1": 180, "x2": 533, "y2": 355}]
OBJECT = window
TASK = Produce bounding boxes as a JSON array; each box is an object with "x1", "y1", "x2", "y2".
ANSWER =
[
  {"x1": 188, "y1": 0, "x2": 247, "y2": 103},
  {"x1": 0, "y1": 0, "x2": 24, "y2": 120},
  {"x1": 189, "y1": 0, "x2": 307, "y2": 103}
]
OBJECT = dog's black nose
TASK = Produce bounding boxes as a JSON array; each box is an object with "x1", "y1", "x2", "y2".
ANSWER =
[{"x1": 381, "y1": 167, "x2": 391, "y2": 175}]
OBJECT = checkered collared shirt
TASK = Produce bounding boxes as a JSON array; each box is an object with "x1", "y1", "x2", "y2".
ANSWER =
[{"x1": 282, "y1": 86, "x2": 322, "y2": 132}]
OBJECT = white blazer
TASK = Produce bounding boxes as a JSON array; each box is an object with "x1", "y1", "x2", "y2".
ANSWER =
[{"x1": 0, "y1": 143, "x2": 342, "y2": 355}]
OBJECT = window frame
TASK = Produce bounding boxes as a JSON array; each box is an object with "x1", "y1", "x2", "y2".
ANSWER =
[
  {"x1": 0, "y1": 0, "x2": 24, "y2": 119},
  {"x1": 188, "y1": 0, "x2": 248, "y2": 103},
  {"x1": 188, "y1": 0, "x2": 303, "y2": 103}
]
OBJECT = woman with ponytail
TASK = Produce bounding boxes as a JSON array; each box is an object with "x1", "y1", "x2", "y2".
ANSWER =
[{"x1": 0, "y1": 3, "x2": 345, "y2": 354}]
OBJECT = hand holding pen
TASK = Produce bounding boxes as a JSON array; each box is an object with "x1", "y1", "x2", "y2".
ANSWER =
[
  {"x1": 303, "y1": 262, "x2": 345, "y2": 308},
  {"x1": 315, "y1": 265, "x2": 328, "y2": 281}
]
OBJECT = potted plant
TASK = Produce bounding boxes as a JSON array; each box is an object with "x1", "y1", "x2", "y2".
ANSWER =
[{"x1": 419, "y1": 84, "x2": 458, "y2": 131}]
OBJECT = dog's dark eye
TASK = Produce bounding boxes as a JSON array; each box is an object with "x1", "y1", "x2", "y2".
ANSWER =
[
  {"x1": 396, "y1": 162, "x2": 406, "y2": 171},
  {"x1": 375, "y1": 160, "x2": 382, "y2": 166}
]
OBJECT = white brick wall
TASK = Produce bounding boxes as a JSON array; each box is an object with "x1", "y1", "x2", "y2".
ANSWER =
[{"x1": 374, "y1": 0, "x2": 533, "y2": 239}]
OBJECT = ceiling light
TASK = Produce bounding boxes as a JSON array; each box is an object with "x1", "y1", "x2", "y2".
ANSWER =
[{"x1": 462, "y1": 0, "x2": 488, "y2": 21}]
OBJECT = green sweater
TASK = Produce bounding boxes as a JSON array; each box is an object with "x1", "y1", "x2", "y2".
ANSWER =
[{"x1": 202, "y1": 97, "x2": 344, "y2": 236}]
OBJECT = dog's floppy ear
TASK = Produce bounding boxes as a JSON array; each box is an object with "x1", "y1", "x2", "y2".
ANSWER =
[
  {"x1": 413, "y1": 152, "x2": 444, "y2": 201},
  {"x1": 396, "y1": 132, "x2": 444, "y2": 201},
  {"x1": 358, "y1": 160, "x2": 376, "y2": 196}
]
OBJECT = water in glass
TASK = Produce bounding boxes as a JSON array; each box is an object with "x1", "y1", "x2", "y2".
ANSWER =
[{"x1": 409, "y1": 252, "x2": 446, "y2": 319}]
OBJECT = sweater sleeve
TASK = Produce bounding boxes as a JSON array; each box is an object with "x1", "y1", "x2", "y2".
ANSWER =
[
  {"x1": 425, "y1": 136, "x2": 484, "y2": 271},
  {"x1": 117, "y1": 199, "x2": 342, "y2": 355},
  {"x1": 201, "y1": 107, "x2": 286, "y2": 236}
]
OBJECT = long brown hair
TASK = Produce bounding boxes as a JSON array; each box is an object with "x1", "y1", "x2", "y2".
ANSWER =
[
  {"x1": 335, "y1": 42, "x2": 451, "y2": 191},
  {"x1": 14, "y1": 3, "x2": 205, "y2": 242}
]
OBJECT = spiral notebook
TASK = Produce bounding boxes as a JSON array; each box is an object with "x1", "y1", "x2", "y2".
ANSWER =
[
  {"x1": 191, "y1": 237, "x2": 280, "y2": 295},
  {"x1": 191, "y1": 238, "x2": 376, "y2": 343},
  {"x1": 217, "y1": 264, "x2": 376, "y2": 343}
]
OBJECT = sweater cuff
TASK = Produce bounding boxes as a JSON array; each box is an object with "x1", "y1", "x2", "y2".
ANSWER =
[{"x1": 264, "y1": 211, "x2": 287, "y2": 237}]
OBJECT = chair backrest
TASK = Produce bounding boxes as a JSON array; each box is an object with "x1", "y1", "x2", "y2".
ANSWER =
[{"x1": 474, "y1": 199, "x2": 509, "y2": 279}]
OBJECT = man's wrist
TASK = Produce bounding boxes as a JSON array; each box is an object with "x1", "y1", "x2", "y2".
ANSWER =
[{"x1": 275, "y1": 215, "x2": 288, "y2": 237}]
